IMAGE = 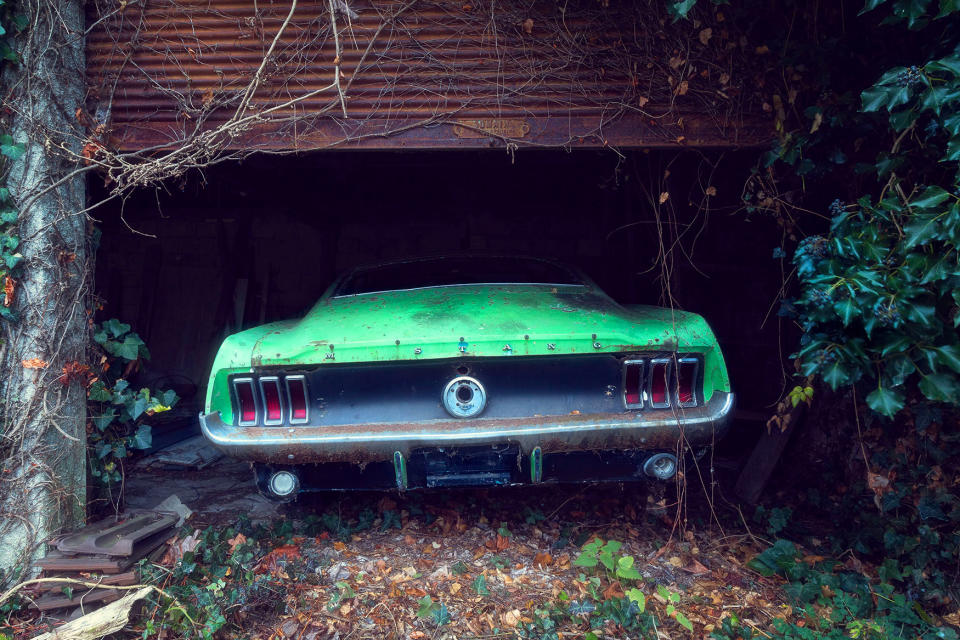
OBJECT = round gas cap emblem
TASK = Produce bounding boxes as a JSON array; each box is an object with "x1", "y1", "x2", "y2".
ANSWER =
[{"x1": 442, "y1": 376, "x2": 487, "y2": 418}]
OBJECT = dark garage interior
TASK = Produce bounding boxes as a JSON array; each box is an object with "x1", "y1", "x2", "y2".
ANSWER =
[{"x1": 92, "y1": 148, "x2": 790, "y2": 459}]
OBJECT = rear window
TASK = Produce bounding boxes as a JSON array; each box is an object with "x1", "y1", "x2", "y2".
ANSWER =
[{"x1": 335, "y1": 256, "x2": 584, "y2": 296}]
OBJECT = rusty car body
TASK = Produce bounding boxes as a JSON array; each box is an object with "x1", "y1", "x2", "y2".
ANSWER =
[{"x1": 199, "y1": 255, "x2": 733, "y2": 500}]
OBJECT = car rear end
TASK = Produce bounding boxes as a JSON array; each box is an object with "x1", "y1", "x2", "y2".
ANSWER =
[{"x1": 201, "y1": 343, "x2": 733, "y2": 500}]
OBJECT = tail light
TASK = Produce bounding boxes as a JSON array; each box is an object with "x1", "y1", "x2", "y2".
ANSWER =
[
  {"x1": 649, "y1": 359, "x2": 671, "y2": 408},
  {"x1": 233, "y1": 378, "x2": 258, "y2": 426},
  {"x1": 286, "y1": 376, "x2": 309, "y2": 423},
  {"x1": 260, "y1": 377, "x2": 283, "y2": 424},
  {"x1": 677, "y1": 358, "x2": 699, "y2": 407},
  {"x1": 621, "y1": 355, "x2": 700, "y2": 410},
  {"x1": 622, "y1": 360, "x2": 645, "y2": 408},
  {"x1": 231, "y1": 374, "x2": 309, "y2": 426}
]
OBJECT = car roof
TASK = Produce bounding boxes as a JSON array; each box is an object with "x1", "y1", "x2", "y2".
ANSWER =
[{"x1": 328, "y1": 254, "x2": 593, "y2": 298}]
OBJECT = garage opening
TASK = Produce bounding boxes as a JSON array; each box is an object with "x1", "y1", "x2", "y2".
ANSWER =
[{"x1": 92, "y1": 148, "x2": 786, "y2": 472}]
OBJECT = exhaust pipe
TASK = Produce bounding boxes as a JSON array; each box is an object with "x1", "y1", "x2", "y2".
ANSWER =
[
  {"x1": 260, "y1": 468, "x2": 300, "y2": 502},
  {"x1": 643, "y1": 453, "x2": 678, "y2": 480}
]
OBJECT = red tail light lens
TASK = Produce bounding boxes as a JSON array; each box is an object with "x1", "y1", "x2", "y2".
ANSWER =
[
  {"x1": 286, "y1": 376, "x2": 308, "y2": 423},
  {"x1": 649, "y1": 360, "x2": 670, "y2": 407},
  {"x1": 677, "y1": 358, "x2": 699, "y2": 406},
  {"x1": 623, "y1": 361, "x2": 643, "y2": 406},
  {"x1": 234, "y1": 379, "x2": 257, "y2": 425},
  {"x1": 261, "y1": 378, "x2": 283, "y2": 424}
]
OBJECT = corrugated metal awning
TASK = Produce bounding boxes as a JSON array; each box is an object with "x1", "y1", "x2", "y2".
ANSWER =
[{"x1": 87, "y1": 0, "x2": 771, "y2": 152}]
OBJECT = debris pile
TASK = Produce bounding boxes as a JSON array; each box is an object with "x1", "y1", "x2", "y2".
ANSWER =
[{"x1": 28, "y1": 511, "x2": 176, "y2": 613}]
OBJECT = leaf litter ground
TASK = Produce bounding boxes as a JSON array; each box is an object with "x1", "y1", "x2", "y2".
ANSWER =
[
  {"x1": 15, "y1": 461, "x2": 818, "y2": 639},
  {"x1": 150, "y1": 465, "x2": 797, "y2": 640}
]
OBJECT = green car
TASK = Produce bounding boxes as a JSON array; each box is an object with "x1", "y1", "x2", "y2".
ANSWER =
[{"x1": 200, "y1": 255, "x2": 733, "y2": 500}]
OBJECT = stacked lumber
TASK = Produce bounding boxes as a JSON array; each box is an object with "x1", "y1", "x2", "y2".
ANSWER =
[{"x1": 29, "y1": 511, "x2": 176, "y2": 613}]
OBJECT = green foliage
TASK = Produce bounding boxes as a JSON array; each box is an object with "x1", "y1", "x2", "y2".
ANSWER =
[
  {"x1": 137, "y1": 516, "x2": 288, "y2": 639},
  {"x1": 0, "y1": 5, "x2": 27, "y2": 320},
  {"x1": 87, "y1": 320, "x2": 177, "y2": 486},
  {"x1": 472, "y1": 573, "x2": 490, "y2": 596},
  {"x1": 763, "y1": 0, "x2": 960, "y2": 417},
  {"x1": 416, "y1": 595, "x2": 451, "y2": 626},
  {"x1": 754, "y1": 506, "x2": 793, "y2": 537},
  {"x1": 724, "y1": 537, "x2": 957, "y2": 640},
  {"x1": 667, "y1": 0, "x2": 729, "y2": 22},
  {"x1": 787, "y1": 385, "x2": 814, "y2": 408},
  {"x1": 573, "y1": 538, "x2": 642, "y2": 580},
  {"x1": 793, "y1": 188, "x2": 960, "y2": 416}
]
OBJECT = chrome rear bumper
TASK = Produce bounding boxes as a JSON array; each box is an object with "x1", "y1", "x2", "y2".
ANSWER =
[{"x1": 199, "y1": 391, "x2": 733, "y2": 464}]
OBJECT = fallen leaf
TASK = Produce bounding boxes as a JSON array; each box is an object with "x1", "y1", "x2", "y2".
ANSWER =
[
  {"x1": 333, "y1": 541, "x2": 347, "y2": 551},
  {"x1": 699, "y1": 28, "x2": 712, "y2": 45},
  {"x1": 227, "y1": 532, "x2": 248, "y2": 552},
  {"x1": 22, "y1": 358, "x2": 48, "y2": 369},
  {"x1": 534, "y1": 552, "x2": 552, "y2": 568},
  {"x1": 450, "y1": 582, "x2": 461, "y2": 595},
  {"x1": 3, "y1": 276, "x2": 14, "y2": 307},
  {"x1": 502, "y1": 610, "x2": 522, "y2": 627},
  {"x1": 668, "y1": 556, "x2": 683, "y2": 567},
  {"x1": 603, "y1": 581, "x2": 624, "y2": 599},
  {"x1": 683, "y1": 558, "x2": 711, "y2": 575},
  {"x1": 810, "y1": 111, "x2": 823, "y2": 133}
]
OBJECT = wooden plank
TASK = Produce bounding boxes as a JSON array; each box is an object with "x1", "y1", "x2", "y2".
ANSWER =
[
  {"x1": 31, "y1": 588, "x2": 122, "y2": 611},
  {"x1": 35, "y1": 572, "x2": 137, "y2": 594},
  {"x1": 37, "y1": 552, "x2": 126, "y2": 574},
  {"x1": 734, "y1": 407, "x2": 804, "y2": 504}
]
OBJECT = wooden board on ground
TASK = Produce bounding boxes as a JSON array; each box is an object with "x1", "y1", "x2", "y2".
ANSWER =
[{"x1": 31, "y1": 587, "x2": 123, "y2": 611}]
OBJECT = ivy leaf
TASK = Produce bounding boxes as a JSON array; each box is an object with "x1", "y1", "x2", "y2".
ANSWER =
[
  {"x1": 667, "y1": 0, "x2": 698, "y2": 21},
  {"x1": 116, "y1": 334, "x2": 145, "y2": 361},
  {"x1": 860, "y1": 0, "x2": 891, "y2": 13},
  {"x1": 88, "y1": 382, "x2": 112, "y2": 402},
  {"x1": 416, "y1": 595, "x2": 435, "y2": 619},
  {"x1": 822, "y1": 360, "x2": 851, "y2": 390},
  {"x1": 472, "y1": 574, "x2": 489, "y2": 596},
  {"x1": 569, "y1": 600, "x2": 596, "y2": 615},
  {"x1": 937, "y1": 0, "x2": 960, "y2": 16},
  {"x1": 0, "y1": 141, "x2": 23, "y2": 161},
  {"x1": 131, "y1": 424, "x2": 152, "y2": 450},
  {"x1": 932, "y1": 345, "x2": 960, "y2": 373},
  {"x1": 910, "y1": 186, "x2": 951, "y2": 210},
  {"x1": 927, "y1": 55, "x2": 960, "y2": 77},
  {"x1": 886, "y1": 353, "x2": 917, "y2": 386},
  {"x1": 904, "y1": 214, "x2": 940, "y2": 248},
  {"x1": 866, "y1": 386, "x2": 905, "y2": 417},
  {"x1": 835, "y1": 298, "x2": 858, "y2": 326},
  {"x1": 129, "y1": 394, "x2": 149, "y2": 421},
  {"x1": 919, "y1": 373, "x2": 960, "y2": 402},
  {"x1": 946, "y1": 136, "x2": 960, "y2": 161},
  {"x1": 861, "y1": 85, "x2": 911, "y2": 112},
  {"x1": 92, "y1": 411, "x2": 116, "y2": 431}
]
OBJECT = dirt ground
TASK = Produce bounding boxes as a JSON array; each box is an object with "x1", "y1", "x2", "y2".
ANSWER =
[{"x1": 120, "y1": 458, "x2": 792, "y2": 640}]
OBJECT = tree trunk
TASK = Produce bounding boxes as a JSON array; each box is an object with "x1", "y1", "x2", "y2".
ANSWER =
[{"x1": 0, "y1": 0, "x2": 88, "y2": 587}]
